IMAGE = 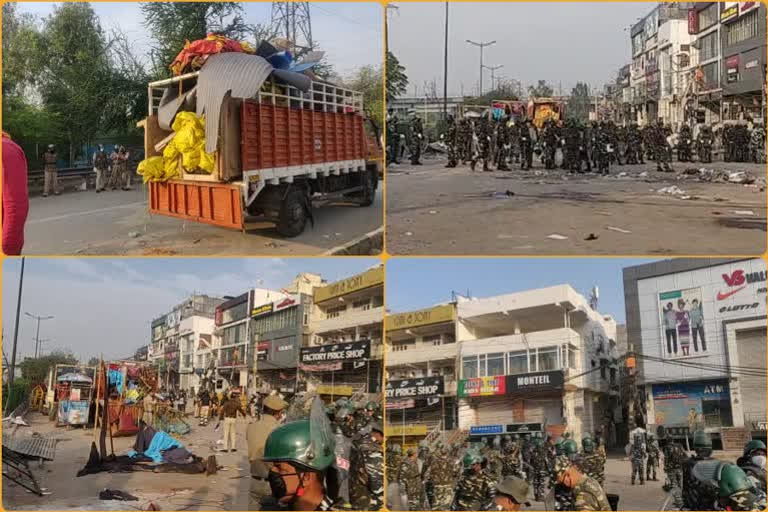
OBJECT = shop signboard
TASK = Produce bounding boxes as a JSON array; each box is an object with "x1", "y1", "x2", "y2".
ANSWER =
[
  {"x1": 721, "y1": 4, "x2": 738, "y2": 22},
  {"x1": 386, "y1": 376, "x2": 444, "y2": 399},
  {"x1": 314, "y1": 267, "x2": 383, "y2": 303},
  {"x1": 469, "y1": 424, "x2": 504, "y2": 435},
  {"x1": 458, "y1": 375, "x2": 506, "y2": 397},
  {"x1": 506, "y1": 371, "x2": 564, "y2": 393},
  {"x1": 388, "y1": 424, "x2": 428, "y2": 436},
  {"x1": 386, "y1": 304, "x2": 455, "y2": 331},
  {"x1": 300, "y1": 339, "x2": 370, "y2": 364},
  {"x1": 251, "y1": 303, "x2": 274, "y2": 318},
  {"x1": 652, "y1": 380, "x2": 732, "y2": 427}
]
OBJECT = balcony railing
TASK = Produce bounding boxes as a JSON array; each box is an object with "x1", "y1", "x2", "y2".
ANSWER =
[{"x1": 312, "y1": 306, "x2": 384, "y2": 334}]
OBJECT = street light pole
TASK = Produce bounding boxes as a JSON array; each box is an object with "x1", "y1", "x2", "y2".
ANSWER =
[
  {"x1": 443, "y1": 1, "x2": 449, "y2": 120},
  {"x1": 25, "y1": 312, "x2": 54, "y2": 359},
  {"x1": 6, "y1": 258, "x2": 25, "y2": 416},
  {"x1": 466, "y1": 39, "x2": 496, "y2": 96},
  {"x1": 483, "y1": 64, "x2": 504, "y2": 92}
]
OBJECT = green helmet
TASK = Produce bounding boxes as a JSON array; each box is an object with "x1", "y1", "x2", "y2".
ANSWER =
[
  {"x1": 554, "y1": 438, "x2": 566, "y2": 455},
  {"x1": 744, "y1": 440, "x2": 766, "y2": 457},
  {"x1": 718, "y1": 463, "x2": 752, "y2": 497},
  {"x1": 463, "y1": 452, "x2": 482, "y2": 467},
  {"x1": 365, "y1": 401, "x2": 377, "y2": 411},
  {"x1": 335, "y1": 398, "x2": 348, "y2": 408},
  {"x1": 390, "y1": 443, "x2": 402, "y2": 454},
  {"x1": 533, "y1": 437, "x2": 544, "y2": 447},
  {"x1": 693, "y1": 430, "x2": 712, "y2": 449},
  {"x1": 335, "y1": 406, "x2": 351, "y2": 421},
  {"x1": 562, "y1": 439, "x2": 579, "y2": 457},
  {"x1": 262, "y1": 420, "x2": 335, "y2": 472},
  {"x1": 582, "y1": 437, "x2": 595, "y2": 454}
]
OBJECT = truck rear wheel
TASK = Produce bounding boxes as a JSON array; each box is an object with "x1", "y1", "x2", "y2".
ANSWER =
[
  {"x1": 358, "y1": 172, "x2": 376, "y2": 207},
  {"x1": 277, "y1": 188, "x2": 309, "y2": 237}
]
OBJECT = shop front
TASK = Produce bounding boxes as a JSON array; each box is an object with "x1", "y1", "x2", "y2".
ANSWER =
[
  {"x1": 650, "y1": 379, "x2": 734, "y2": 439},
  {"x1": 457, "y1": 370, "x2": 566, "y2": 437},
  {"x1": 300, "y1": 339, "x2": 378, "y2": 398},
  {"x1": 386, "y1": 376, "x2": 452, "y2": 438}
]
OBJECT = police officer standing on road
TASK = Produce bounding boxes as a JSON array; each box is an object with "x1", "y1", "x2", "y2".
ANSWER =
[
  {"x1": 408, "y1": 111, "x2": 424, "y2": 166},
  {"x1": 43, "y1": 144, "x2": 60, "y2": 197},
  {"x1": 93, "y1": 145, "x2": 109, "y2": 193}
]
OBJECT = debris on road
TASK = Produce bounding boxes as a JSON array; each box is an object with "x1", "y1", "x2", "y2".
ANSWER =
[
  {"x1": 732, "y1": 210, "x2": 755, "y2": 216},
  {"x1": 606, "y1": 226, "x2": 632, "y2": 234},
  {"x1": 128, "y1": 231, "x2": 141, "y2": 239},
  {"x1": 405, "y1": 231, "x2": 413, "y2": 236},
  {"x1": 585, "y1": 233, "x2": 599, "y2": 241},
  {"x1": 547, "y1": 234, "x2": 568, "y2": 240},
  {"x1": 657, "y1": 185, "x2": 686, "y2": 196}
]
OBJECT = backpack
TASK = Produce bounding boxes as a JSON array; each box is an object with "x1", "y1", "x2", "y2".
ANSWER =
[{"x1": 95, "y1": 151, "x2": 108, "y2": 169}]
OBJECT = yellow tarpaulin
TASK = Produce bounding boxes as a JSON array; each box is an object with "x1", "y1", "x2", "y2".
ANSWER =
[{"x1": 137, "y1": 112, "x2": 215, "y2": 183}]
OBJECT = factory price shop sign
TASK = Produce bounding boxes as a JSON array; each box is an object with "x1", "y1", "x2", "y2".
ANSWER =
[
  {"x1": 300, "y1": 339, "x2": 370, "y2": 363},
  {"x1": 386, "y1": 376, "x2": 444, "y2": 399}
]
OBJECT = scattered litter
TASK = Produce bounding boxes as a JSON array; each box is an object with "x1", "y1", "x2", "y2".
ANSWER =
[
  {"x1": 322, "y1": 235, "x2": 330, "y2": 239},
  {"x1": 513, "y1": 245, "x2": 536, "y2": 250},
  {"x1": 10, "y1": 416, "x2": 29, "y2": 426},
  {"x1": 713, "y1": 197, "x2": 727, "y2": 202},
  {"x1": 595, "y1": 211, "x2": 612, "y2": 216},
  {"x1": 492, "y1": 190, "x2": 515, "y2": 198},
  {"x1": 429, "y1": 210, "x2": 438, "y2": 214},
  {"x1": 618, "y1": 172, "x2": 627, "y2": 177},
  {"x1": 405, "y1": 232, "x2": 413, "y2": 236},
  {"x1": 128, "y1": 231, "x2": 141, "y2": 239},
  {"x1": 606, "y1": 226, "x2": 632, "y2": 234},
  {"x1": 534, "y1": 171, "x2": 544, "y2": 177},
  {"x1": 728, "y1": 171, "x2": 755, "y2": 184},
  {"x1": 334, "y1": 233, "x2": 341, "y2": 237},
  {"x1": 657, "y1": 185, "x2": 686, "y2": 196},
  {"x1": 547, "y1": 234, "x2": 568, "y2": 240},
  {"x1": 682, "y1": 168, "x2": 700, "y2": 175},
  {"x1": 638, "y1": 171, "x2": 648, "y2": 178},
  {"x1": 264, "y1": 242, "x2": 278, "y2": 248},
  {"x1": 732, "y1": 210, "x2": 755, "y2": 216},
  {"x1": 585, "y1": 233, "x2": 599, "y2": 241}
]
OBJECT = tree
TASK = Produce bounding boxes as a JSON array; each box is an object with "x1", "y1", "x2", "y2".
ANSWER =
[
  {"x1": 19, "y1": 350, "x2": 78, "y2": 386},
  {"x1": 386, "y1": 51, "x2": 408, "y2": 102},
  {"x1": 2, "y1": 3, "x2": 42, "y2": 97},
  {"x1": 568, "y1": 82, "x2": 591, "y2": 123},
  {"x1": 528, "y1": 79, "x2": 554, "y2": 98},
  {"x1": 36, "y1": 3, "x2": 115, "y2": 165},
  {"x1": 140, "y1": 2, "x2": 250, "y2": 77},
  {"x1": 345, "y1": 64, "x2": 384, "y2": 133}
]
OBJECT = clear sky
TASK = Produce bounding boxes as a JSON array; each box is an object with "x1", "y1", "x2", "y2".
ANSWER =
[
  {"x1": 2, "y1": 258, "x2": 379, "y2": 362},
  {"x1": 388, "y1": 2, "x2": 653, "y2": 97},
  {"x1": 16, "y1": 2, "x2": 382, "y2": 77},
  {"x1": 386, "y1": 258, "x2": 658, "y2": 323}
]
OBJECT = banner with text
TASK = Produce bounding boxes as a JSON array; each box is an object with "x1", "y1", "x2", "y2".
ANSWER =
[
  {"x1": 300, "y1": 340, "x2": 370, "y2": 365},
  {"x1": 386, "y1": 376, "x2": 444, "y2": 399}
]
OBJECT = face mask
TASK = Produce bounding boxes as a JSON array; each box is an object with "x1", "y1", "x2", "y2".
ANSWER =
[
  {"x1": 751, "y1": 455, "x2": 766, "y2": 469},
  {"x1": 268, "y1": 470, "x2": 288, "y2": 499}
]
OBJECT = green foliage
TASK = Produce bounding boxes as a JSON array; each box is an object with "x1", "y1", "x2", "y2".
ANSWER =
[
  {"x1": 528, "y1": 80, "x2": 554, "y2": 98},
  {"x1": 2, "y1": 4, "x2": 42, "y2": 96},
  {"x1": 345, "y1": 65, "x2": 384, "y2": 128},
  {"x1": 2, "y1": 378, "x2": 30, "y2": 413},
  {"x1": 567, "y1": 82, "x2": 591, "y2": 123},
  {"x1": 140, "y1": 2, "x2": 249, "y2": 77},
  {"x1": 19, "y1": 350, "x2": 78, "y2": 386},
  {"x1": 386, "y1": 51, "x2": 408, "y2": 102}
]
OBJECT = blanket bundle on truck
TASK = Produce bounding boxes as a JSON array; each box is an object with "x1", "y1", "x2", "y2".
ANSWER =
[{"x1": 138, "y1": 35, "x2": 380, "y2": 237}]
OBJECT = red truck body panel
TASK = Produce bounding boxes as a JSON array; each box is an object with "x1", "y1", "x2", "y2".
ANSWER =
[{"x1": 149, "y1": 180, "x2": 244, "y2": 230}]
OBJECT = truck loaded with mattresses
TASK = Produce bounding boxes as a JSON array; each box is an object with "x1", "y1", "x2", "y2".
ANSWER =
[{"x1": 138, "y1": 51, "x2": 381, "y2": 237}]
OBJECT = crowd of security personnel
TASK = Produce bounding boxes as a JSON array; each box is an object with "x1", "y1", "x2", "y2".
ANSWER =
[
  {"x1": 386, "y1": 108, "x2": 767, "y2": 175},
  {"x1": 249, "y1": 393, "x2": 384, "y2": 511},
  {"x1": 385, "y1": 431, "x2": 613, "y2": 511},
  {"x1": 384, "y1": 424, "x2": 767, "y2": 511},
  {"x1": 627, "y1": 422, "x2": 766, "y2": 512},
  {"x1": 39, "y1": 143, "x2": 135, "y2": 197}
]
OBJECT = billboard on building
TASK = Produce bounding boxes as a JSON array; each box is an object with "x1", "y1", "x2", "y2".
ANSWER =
[
  {"x1": 300, "y1": 339, "x2": 371, "y2": 364},
  {"x1": 658, "y1": 287, "x2": 707, "y2": 359},
  {"x1": 458, "y1": 376, "x2": 506, "y2": 397},
  {"x1": 652, "y1": 380, "x2": 732, "y2": 428},
  {"x1": 386, "y1": 376, "x2": 444, "y2": 399}
]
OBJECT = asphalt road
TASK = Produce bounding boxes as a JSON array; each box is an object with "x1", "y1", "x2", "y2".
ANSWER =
[
  {"x1": 386, "y1": 157, "x2": 767, "y2": 255},
  {"x1": 21, "y1": 182, "x2": 383, "y2": 256}
]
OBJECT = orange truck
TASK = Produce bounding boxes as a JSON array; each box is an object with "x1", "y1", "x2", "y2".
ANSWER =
[
  {"x1": 527, "y1": 97, "x2": 566, "y2": 130},
  {"x1": 140, "y1": 73, "x2": 381, "y2": 237}
]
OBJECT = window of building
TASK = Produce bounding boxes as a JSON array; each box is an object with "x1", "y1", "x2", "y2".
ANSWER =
[
  {"x1": 726, "y1": 11, "x2": 758, "y2": 46},
  {"x1": 221, "y1": 323, "x2": 246, "y2": 346},
  {"x1": 697, "y1": 4, "x2": 718, "y2": 32},
  {"x1": 698, "y1": 31, "x2": 718, "y2": 63},
  {"x1": 252, "y1": 307, "x2": 299, "y2": 334},
  {"x1": 486, "y1": 352, "x2": 505, "y2": 377},
  {"x1": 303, "y1": 313, "x2": 309, "y2": 326},
  {"x1": 508, "y1": 351, "x2": 528, "y2": 375},
  {"x1": 152, "y1": 325, "x2": 164, "y2": 341},
  {"x1": 538, "y1": 348, "x2": 558, "y2": 371},
  {"x1": 392, "y1": 338, "x2": 415, "y2": 351},
  {"x1": 569, "y1": 348, "x2": 577, "y2": 369},
  {"x1": 221, "y1": 300, "x2": 248, "y2": 324},
  {"x1": 423, "y1": 334, "x2": 442, "y2": 346},
  {"x1": 196, "y1": 355, "x2": 203, "y2": 368},
  {"x1": 462, "y1": 355, "x2": 478, "y2": 379},
  {"x1": 701, "y1": 61, "x2": 719, "y2": 90},
  {"x1": 325, "y1": 305, "x2": 346, "y2": 319},
  {"x1": 372, "y1": 295, "x2": 384, "y2": 308},
  {"x1": 183, "y1": 354, "x2": 192, "y2": 368},
  {"x1": 353, "y1": 299, "x2": 371, "y2": 311}
]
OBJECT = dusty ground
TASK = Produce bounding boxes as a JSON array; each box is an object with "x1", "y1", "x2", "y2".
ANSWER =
[
  {"x1": 22, "y1": 182, "x2": 383, "y2": 256},
  {"x1": 3, "y1": 411, "x2": 259, "y2": 511},
  {"x1": 386, "y1": 158, "x2": 767, "y2": 255}
]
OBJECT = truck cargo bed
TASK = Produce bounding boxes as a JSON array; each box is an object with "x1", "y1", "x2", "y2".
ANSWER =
[{"x1": 149, "y1": 180, "x2": 244, "y2": 231}]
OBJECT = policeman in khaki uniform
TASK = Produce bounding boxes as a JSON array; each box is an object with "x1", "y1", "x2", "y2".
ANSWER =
[{"x1": 247, "y1": 394, "x2": 288, "y2": 509}]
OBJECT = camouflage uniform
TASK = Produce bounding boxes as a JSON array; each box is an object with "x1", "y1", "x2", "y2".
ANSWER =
[
  {"x1": 531, "y1": 441, "x2": 550, "y2": 501},
  {"x1": 509, "y1": 121, "x2": 521, "y2": 163},
  {"x1": 409, "y1": 116, "x2": 424, "y2": 165},
  {"x1": 455, "y1": 469, "x2": 496, "y2": 511},
  {"x1": 682, "y1": 456, "x2": 718, "y2": 510},
  {"x1": 572, "y1": 476, "x2": 612, "y2": 511},
  {"x1": 579, "y1": 453, "x2": 605, "y2": 487},
  {"x1": 749, "y1": 124, "x2": 766, "y2": 163},
  {"x1": 350, "y1": 437, "x2": 383, "y2": 510},
  {"x1": 663, "y1": 441, "x2": 685, "y2": 491},
  {"x1": 427, "y1": 449, "x2": 458, "y2": 510},
  {"x1": 494, "y1": 119, "x2": 511, "y2": 171},
  {"x1": 398, "y1": 456, "x2": 425, "y2": 511},
  {"x1": 646, "y1": 437, "x2": 661, "y2": 481},
  {"x1": 471, "y1": 117, "x2": 492, "y2": 172},
  {"x1": 654, "y1": 122, "x2": 673, "y2": 172},
  {"x1": 630, "y1": 427, "x2": 647, "y2": 485},
  {"x1": 458, "y1": 119, "x2": 471, "y2": 164},
  {"x1": 501, "y1": 441, "x2": 522, "y2": 479}
]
